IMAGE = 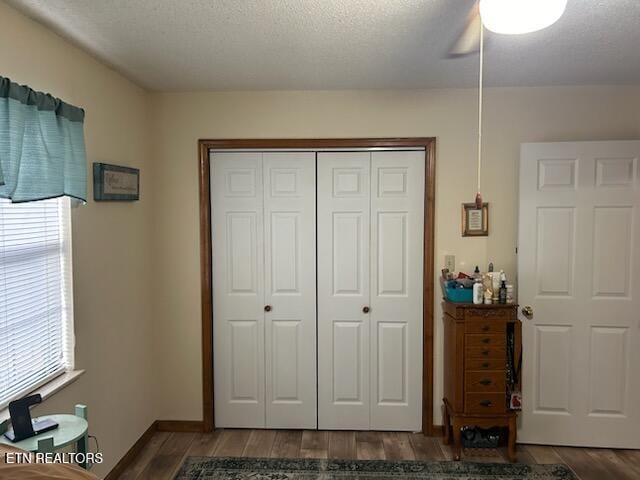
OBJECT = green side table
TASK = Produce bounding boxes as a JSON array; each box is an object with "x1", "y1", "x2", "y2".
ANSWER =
[{"x1": 0, "y1": 404, "x2": 90, "y2": 470}]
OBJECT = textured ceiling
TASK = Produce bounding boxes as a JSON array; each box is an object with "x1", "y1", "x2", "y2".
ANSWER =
[{"x1": 5, "y1": 0, "x2": 640, "y2": 91}]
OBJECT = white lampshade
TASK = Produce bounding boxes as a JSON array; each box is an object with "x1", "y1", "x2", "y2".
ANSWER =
[{"x1": 479, "y1": 0, "x2": 568, "y2": 35}]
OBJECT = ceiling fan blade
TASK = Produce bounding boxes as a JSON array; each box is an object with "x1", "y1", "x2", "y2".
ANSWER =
[{"x1": 447, "y1": 5, "x2": 481, "y2": 57}]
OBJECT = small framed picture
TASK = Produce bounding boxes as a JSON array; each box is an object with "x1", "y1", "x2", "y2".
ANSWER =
[
  {"x1": 93, "y1": 163, "x2": 139, "y2": 201},
  {"x1": 462, "y1": 202, "x2": 489, "y2": 237}
]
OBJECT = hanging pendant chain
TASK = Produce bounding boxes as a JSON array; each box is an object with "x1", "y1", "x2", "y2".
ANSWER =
[{"x1": 477, "y1": 24, "x2": 484, "y2": 193}]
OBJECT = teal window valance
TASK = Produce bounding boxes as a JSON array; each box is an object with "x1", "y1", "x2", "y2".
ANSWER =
[{"x1": 0, "y1": 76, "x2": 87, "y2": 203}]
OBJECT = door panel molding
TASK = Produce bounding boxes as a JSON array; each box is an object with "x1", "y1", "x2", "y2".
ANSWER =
[{"x1": 199, "y1": 138, "x2": 436, "y2": 433}]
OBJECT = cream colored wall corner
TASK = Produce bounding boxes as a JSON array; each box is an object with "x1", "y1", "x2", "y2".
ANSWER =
[
  {"x1": 0, "y1": 2, "x2": 156, "y2": 476},
  {"x1": 149, "y1": 86, "x2": 640, "y2": 426}
]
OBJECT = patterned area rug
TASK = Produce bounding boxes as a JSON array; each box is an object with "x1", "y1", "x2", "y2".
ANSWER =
[{"x1": 174, "y1": 457, "x2": 576, "y2": 479}]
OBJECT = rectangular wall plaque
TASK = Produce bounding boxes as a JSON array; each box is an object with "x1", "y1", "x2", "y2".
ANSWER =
[
  {"x1": 93, "y1": 163, "x2": 140, "y2": 201},
  {"x1": 462, "y1": 202, "x2": 489, "y2": 237}
]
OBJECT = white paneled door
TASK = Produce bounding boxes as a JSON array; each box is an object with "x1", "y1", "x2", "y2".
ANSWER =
[
  {"x1": 212, "y1": 152, "x2": 265, "y2": 427},
  {"x1": 212, "y1": 152, "x2": 316, "y2": 428},
  {"x1": 212, "y1": 149, "x2": 424, "y2": 431},
  {"x1": 263, "y1": 153, "x2": 317, "y2": 428},
  {"x1": 370, "y1": 151, "x2": 424, "y2": 430},
  {"x1": 518, "y1": 141, "x2": 640, "y2": 447},
  {"x1": 317, "y1": 152, "x2": 372, "y2": 429},
  {"x1": 317, "y1": 151, "x2": 424, "y2": 430}
]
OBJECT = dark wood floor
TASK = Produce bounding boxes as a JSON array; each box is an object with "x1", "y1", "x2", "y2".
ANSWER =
[{"x1": 116, "y1": 429, "x2": 640, "y2": 480}]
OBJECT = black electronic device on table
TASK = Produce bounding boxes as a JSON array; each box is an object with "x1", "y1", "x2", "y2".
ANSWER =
[{"x1": 3, "y1": 394, "x2": 59, "y2": 442}]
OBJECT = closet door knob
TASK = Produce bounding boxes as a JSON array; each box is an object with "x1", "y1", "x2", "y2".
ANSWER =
[
  {"x1": 264, "y1": 305, "x2": 272, "y2": 312},
  {"x1": 363, "y1": 306, "x2": 370, "y2": 313}
]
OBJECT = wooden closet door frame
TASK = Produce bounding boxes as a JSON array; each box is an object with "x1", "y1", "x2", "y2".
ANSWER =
[{"x1": 198, "y1": 138, "x2": 437, "y2": 434}]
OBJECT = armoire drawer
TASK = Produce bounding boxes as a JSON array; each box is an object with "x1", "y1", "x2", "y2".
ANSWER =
[
  {"x1": 465, "y1": 345, "x2": 506, "y2": 359},
  {"x1": 465, "y1": 320, "x2": 507, "y2": 334},
  {"x1": 465, "y1": 393, "x2": 506, "y2": 414},
  {"x1": 465, "y1": 357, "x2": 506, "y2": 371},
  {"x1": 464, "y1": 371, "x2": 506, "y2": 392},
  {"x1": 465, "y1": 334, "x2": 506, "y2": 347},
  {"x1": 464, "y1": 308, "x2": 513, "y2": 321}
]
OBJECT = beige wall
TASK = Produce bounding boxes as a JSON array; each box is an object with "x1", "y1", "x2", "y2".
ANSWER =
[
  {"x1": 1, "y1": 2, "x2": 155, "y2": 476},
  {"x1": 150, "y1": 86, "x2": 640, "y2": 424}
]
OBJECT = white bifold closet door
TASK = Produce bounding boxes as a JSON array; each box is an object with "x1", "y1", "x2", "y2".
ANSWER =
[
  {"x1": 317, "y1": 151, "x2": 424, "y2": 431},
  {"x1": 211, "y1": 151, "x2": 317, "y2": 429}
]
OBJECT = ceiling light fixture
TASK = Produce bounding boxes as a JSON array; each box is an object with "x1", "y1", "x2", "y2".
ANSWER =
[{"x1": 479, "y1": 0, "x2": 568, "y2": 35}]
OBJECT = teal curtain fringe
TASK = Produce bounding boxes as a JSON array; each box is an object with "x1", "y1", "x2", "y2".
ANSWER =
[{"x1": 0, "y1": 76, "x2": 87, "y2": 203}]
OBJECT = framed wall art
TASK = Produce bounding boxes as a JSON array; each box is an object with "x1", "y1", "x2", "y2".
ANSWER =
[
  {"x1": 93, "y1": 163, "x2": 139, "y2": 201},
  {"x1": 461, "y1": 202, "x2": 489, "y2": 236}
]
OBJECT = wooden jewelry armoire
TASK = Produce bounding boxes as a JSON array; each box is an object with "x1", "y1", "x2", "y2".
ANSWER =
[{"x1": 442, "y1": 300, "x2": 521, "y2": 461}]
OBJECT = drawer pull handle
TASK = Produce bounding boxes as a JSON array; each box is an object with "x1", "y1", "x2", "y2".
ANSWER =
[
  {"x1": 482, "y1": 338, "x2": 491, "y2": 344},
  {"x1": 482, "y1": 349, "x2": 490, "y2": 356},
  {"x1": 479, "y1": 400, "x2": 493, "y2": 407},
  {"x1": 479, "y1": 379, "x2": 492, "y2": 386},
  {"x1": 481, "y1": 362, "x2": 490, "y2": 368},
  {"x1": 482, "y1": 325, "x2": 490, "y2": 332}
]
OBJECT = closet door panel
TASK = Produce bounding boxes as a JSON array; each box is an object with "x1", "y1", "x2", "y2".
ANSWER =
[
  {"x1": 211, "y1": 152, "x2": 265, "y2": 427},
  {"x1": 370, "y1": 151, "x2": 424, "y2": 430},
  {"x1": 263, "y1": 152, "x2": 317, "y2": 428},
  {"x1": 318, "y1": 152, "x2": 371, "y2": 429}
]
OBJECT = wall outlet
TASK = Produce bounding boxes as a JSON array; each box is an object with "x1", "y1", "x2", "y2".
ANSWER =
[{"x1": 444, "y1": 255, "x2": 455, "y2": 272}]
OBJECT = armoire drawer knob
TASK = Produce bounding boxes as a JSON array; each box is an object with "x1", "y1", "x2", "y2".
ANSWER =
[
  {"x1": 363, "y1": 306, "x2": 370, "y2": 313},
  {"x1": 481, "y1": 325, "x2": 490, "y2": 332},
  {"x1": 479, "y1": 399, "x2": 493, "y2": 407},
  {"x1": 264, "y1": 305, "x2": 272, "y2": 312},
  {"x1": 482, "y1": 338, "x2": 491, "y2": 344},
  {"x1": 479, "y1": 379, "x2": 492, "y2": 386}
]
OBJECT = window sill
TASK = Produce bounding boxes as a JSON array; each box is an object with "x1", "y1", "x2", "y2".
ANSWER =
[{"x1": 0, "y1": 370, "x2": 85, "y2": 424}]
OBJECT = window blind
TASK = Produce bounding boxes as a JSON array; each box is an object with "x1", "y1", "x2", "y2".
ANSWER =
[{"x1": 0, "y1": 197, "x2": 74, "y2": 409}]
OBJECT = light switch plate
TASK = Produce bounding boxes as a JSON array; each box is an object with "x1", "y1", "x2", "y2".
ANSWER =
[{"x1": 444, "y1": 255, "x2": 455, "y2": 272}]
